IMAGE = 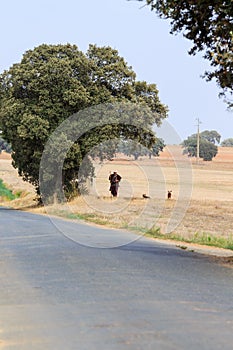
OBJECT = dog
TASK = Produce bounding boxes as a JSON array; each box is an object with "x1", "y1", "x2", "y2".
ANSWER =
[{"x1": 167, "y1": 191, "x2": 172, "y2": 199}]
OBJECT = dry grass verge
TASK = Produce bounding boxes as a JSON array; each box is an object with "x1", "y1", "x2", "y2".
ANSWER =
[{"x1": 1, "y1": 147, "x2": 233, "y2": 251}]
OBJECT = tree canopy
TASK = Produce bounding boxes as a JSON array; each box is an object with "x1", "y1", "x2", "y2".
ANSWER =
[
  {"x1": 0, "y1": 43, "x2": 168, "y2": 201},
  {"x1": 221, "y1": 137, "x2": 233, "y2": 147},
  {"x1": 199, "y1": 130, "x2": 221, "y2": 144},
  {"x1": 182, "y1": 131, "x2": 219, "y2": 161},
  {"x1": 133, "y1": 0, "x2": 233, "y2": 107},
  {"x1": 117, "y1": 137, "x2": 165, "y2": 160}
]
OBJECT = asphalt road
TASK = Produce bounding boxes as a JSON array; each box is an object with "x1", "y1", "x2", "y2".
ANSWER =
[{"x1": 0, "y1": 208, "x2": 233, "y2": 350}]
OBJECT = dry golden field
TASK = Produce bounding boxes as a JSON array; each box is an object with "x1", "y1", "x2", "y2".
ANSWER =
[{"x1": 0, "y1": 145, "x2": 233, "y2": 241}]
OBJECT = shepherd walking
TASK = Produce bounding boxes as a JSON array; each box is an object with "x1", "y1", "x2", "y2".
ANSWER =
[{"x1": 109, "y1": 171, "x2": 121, "y2": 197}]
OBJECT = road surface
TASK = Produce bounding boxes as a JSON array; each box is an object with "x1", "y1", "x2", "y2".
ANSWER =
[{"x1": 0, "y1": 208, "x2": 233, "y2": 349}]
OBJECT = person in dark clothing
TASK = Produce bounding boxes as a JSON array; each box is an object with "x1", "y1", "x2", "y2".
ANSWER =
[{"x1": 109, "y1": 171, "x2": 121, "y2": 197}]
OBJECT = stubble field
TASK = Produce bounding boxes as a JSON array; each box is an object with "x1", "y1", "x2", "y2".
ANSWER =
[{"x1": 0, "y1": 146, "x2": 233, "y2": 242}]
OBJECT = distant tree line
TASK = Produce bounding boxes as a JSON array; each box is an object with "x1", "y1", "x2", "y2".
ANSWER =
[
  {"x1": 0, "y1": 136, "x2": 11, "y2": 153},
  {"x1": 221, "y1": 138, "x2": 233, "y2": 147},
  {"x1": 90, "y1": 137, "x2": 165, "y2": 161},
  {"x1": 117, "y1": 138, "x2": 165, "y2": 160}
]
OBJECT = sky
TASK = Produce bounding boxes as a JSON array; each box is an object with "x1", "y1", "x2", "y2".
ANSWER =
[{"x1": 0, "y1": 0, "x2": 232, "y2": 143}]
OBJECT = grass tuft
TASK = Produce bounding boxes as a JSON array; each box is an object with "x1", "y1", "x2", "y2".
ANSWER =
[
  {"x1": 0, "y1": 179, "x2": 21, "y2": 201},
  {"x1": 146, "y1": 226, "x2": 233, "y2": 251}
]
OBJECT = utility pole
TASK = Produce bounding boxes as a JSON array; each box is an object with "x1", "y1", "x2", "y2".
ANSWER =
[{"x1": 196, "y1": 118, "x2": 201, "y2": 163}]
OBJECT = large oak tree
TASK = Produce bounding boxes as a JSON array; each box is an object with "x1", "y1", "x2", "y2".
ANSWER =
[{"x1": 0, "y1": 44, "x2": 167, "y2": 201}]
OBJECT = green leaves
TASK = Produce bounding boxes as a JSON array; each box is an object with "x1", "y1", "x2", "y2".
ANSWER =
[
  {"x1": 199, "y1": 130, "x2": 221, "y2": 144},
  {"x1": 221, "y1": 138, "x2": 233, "y2": 147},
  {"x1": 136, "y1": 0, "x2": 233, "y2": 107},
  {"x1": 0, "y1": 43, "x2": 167, "y2": 201},
  {"x1": 17, "y1": 114, "x2": 49, "y2": 141},
  {"x1": 182, "y1": 130, "x2": 219, "y2": 161}
]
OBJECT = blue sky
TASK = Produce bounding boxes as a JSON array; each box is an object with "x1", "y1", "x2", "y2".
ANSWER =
[{"x1": 1, "y1": 0, "x2": 232, "y2": 143}]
